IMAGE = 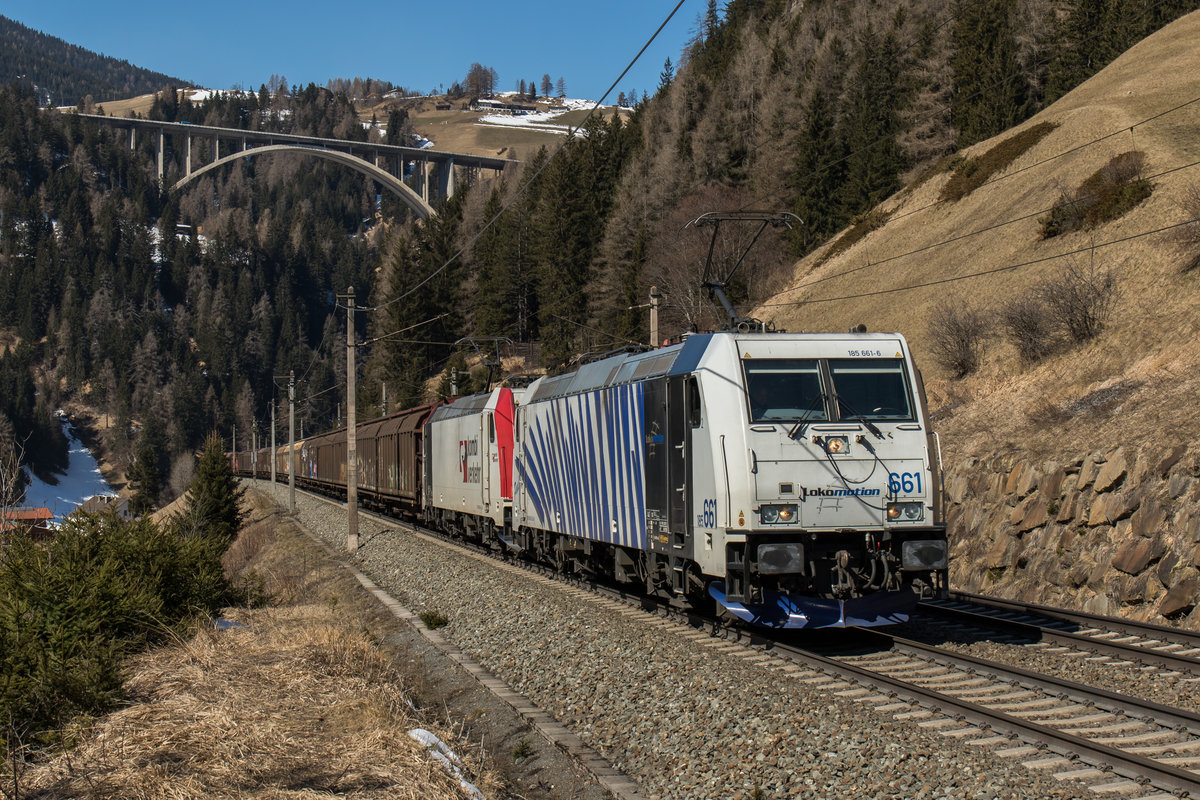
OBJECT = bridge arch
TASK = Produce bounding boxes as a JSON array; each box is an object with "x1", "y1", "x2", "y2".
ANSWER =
[{"x1": 171, "y1": 144, "x2": 436, "y2": 219}]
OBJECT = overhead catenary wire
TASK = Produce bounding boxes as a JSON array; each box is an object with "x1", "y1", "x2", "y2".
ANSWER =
[
  {"x1": 544, "y1": 312, "x2": 647, "y2": 351},
  {"x1": 738, "y1": 216, "x2": 1200, "y2": 311},
  {"x1": 777, "y1": 154, "x2": 1200, "y2": 298},
  {"x1": 358, "y1": 312, "x2": 449, "y2": 346},
  {"x1": 360, "y1": 0, "x2": 692, "y2": 317},
  {"x1": 663, "y1": 94, "x2": 1200, "y2": 323},
  {"x1": 880, "y1": 95, "x2": 1200, "y2": 230}
]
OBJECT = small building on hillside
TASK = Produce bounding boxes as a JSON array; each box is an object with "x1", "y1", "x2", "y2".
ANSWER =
[
  {"x1": 77, "y1": 495, "x2": 130, "y2": 519},
  {"x1": 0, "y1": 507, "x2": 55, "y2": 538}
]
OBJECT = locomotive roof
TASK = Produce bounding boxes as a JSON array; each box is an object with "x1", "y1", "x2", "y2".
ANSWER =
[
  {"x1": 525, "y1": 331, "x2": 912, "y2": 404},
  {"x1": 429, "y1": 387, "x2": 522, "y2": 422},
  {"x1": 527, "y1": 335, "x2": 706, "y2": 404}
]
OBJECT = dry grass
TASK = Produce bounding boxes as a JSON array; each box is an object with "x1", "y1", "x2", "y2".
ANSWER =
[
  {"x1": 16, "y1": 499, "x2": 502, "y2": 800},
  {"x1": 758, "y1": 10, "x2": 1200, "y2": 465}
]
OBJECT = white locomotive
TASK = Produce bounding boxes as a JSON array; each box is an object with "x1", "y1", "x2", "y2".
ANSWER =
[{"x1": 422, "y1": 331, "x2": 947, "y2": 628}]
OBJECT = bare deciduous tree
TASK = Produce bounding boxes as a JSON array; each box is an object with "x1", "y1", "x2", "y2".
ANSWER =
[
  {"x1": 1174, "y1": 183, "x2": 1200, "y2": 272},
  {"x1": 643, "y1": 186, "x2": 790, "y2": 336},
  {"x1": 928, "y1": 300, "x2": 989, "y2": 379},
  {"x1": 1036, "y1": 259, "x2": 1117, "y2": 343}
]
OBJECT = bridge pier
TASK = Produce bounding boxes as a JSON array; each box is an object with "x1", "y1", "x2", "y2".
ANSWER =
[
  {"x1": 438, "y1": 158, "x2": 456, "y2": 200},
  {"x1": 157, "y1": 128, "x2": 165, "y2": 184},
  {"x1": 186, "y1": 134, "x2": 193, "y2": 176}
]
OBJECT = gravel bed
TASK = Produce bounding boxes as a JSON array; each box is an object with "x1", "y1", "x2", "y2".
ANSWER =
[
  {"x1": 256, "y1": 483, "x2": 1096, "y2": 800},
  {"x1": 898, "y1": 614, "x2": 1200, "y2": 715}
]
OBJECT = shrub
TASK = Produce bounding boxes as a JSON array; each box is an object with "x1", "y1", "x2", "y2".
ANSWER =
[
  {"x1": 1039, "y1": 151, "x2": 1153, "y2": 238},
  {"x1": 998, "y1": 293, "x2": 1058, "y2": 363},
  {"x1": 1036, "y1": 260, "x2": 1117, "y2": 343},
  {"x1": 928, "y1": 300, "x2": 989, "y2": 379},
  {"x1": 0, "y1": 511, "x2": 233, "y2": 750},
  {"x1": 1173, "y1": 183, "x2": 1200, "y2": 273},
  {"x1": 940, "y1": 122, "x2": 1058, "y2": 203}
]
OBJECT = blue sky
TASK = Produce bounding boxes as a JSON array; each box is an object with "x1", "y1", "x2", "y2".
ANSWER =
[{"x1": 6, "y1": 0, "x2": 698, "y2": 101}]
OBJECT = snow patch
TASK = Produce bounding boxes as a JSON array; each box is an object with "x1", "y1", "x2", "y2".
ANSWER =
[
  {"x1": 407, "y1": 729, "x2": 486, "y2": 800},
  {"x1": 476, "y1": 97, "x2": 608, "y2": 135}
]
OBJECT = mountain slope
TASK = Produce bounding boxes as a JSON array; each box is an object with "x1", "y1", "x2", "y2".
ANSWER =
[
  {"x1": 0, "y1": 15, "x2": 188, "y2": 106},
  {"x1": 757, "y1": 9, "x2": 1200, "y2": 465}
]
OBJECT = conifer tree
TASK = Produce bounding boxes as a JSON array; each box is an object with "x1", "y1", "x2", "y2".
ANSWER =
[
  {"x1": 951, "y1": 0, "x2": 1027, "y2": 147},
  {"x1": 791, "y1": 88, "x2": 846, "y2": 253},
  {"x1": 183, "y1": 431, "x2": 246, "y2": 544},
  {"x1": 837, "y1": 27, "x2": 905, "y2": 215}
]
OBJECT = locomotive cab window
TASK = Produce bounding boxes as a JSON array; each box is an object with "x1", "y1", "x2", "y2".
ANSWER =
[
  {"x1": 687, "y1": 376, "x2": 702, "y2": 427},
  {"x1": 828, "y1": 359, "x2": 913, "y2": 420},
  {"x1": 743, "y1": 359, "x2": 828, "y2": 423}
]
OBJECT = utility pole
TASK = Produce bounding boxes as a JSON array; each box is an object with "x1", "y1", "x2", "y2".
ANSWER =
[
  {"x1": 345, "y1": 286, "x2": 359, "y2": 552},
  {"x1": 270, "y1": 402, "x2": 276, "y2": 490},
  {"x1": 381, "y1": 382, "x2": 387, "y2": 417},
  {"x1": 288, "y1": 370, "x2": 296, "y2": 512},
  {"x1": 649, "y1": 285, "x2": 663, "y2": 348}
]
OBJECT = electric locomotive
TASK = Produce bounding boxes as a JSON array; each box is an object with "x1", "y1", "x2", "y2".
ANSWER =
[{"x1": 508, "y1": 331, "x2": 948, "y2": 628}]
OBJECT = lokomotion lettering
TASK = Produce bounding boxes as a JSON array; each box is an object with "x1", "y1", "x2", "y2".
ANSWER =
[{"x1": 799, "y1": 486, "x2": 881, "y2": 501}]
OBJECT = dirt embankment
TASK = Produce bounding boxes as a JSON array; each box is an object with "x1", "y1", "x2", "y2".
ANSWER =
[{"x1": 19, "y1": 491, "x2": 604, "y2": 799}]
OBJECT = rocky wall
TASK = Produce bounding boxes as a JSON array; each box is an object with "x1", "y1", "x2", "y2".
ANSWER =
[{"x1": 945, "y1": 445, "x2": 1200, "y2": 627}]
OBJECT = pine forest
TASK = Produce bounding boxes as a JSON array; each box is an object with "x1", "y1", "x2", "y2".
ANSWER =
[{"x1": 1, "y1": 0, "x2": 1198, "y2": 511}]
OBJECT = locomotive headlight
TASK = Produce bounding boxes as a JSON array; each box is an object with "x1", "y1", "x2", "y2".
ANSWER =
[
  {"x1": 759, "y1": 504, "x2": 798, "y2": 524},
  {"x1": 824, "y1": 435, "x2": 848, "y2": 455},
  {"x1": 886, "y1": 501, "x2": 924, "y2": 522},
  {"x1": 902, "y1": 539, "x2": 948, "y2": 570}
]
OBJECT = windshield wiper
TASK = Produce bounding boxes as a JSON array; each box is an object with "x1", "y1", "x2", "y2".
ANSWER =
[
  {"x1": 786, "y1": 394, "x2": 827, "y2": 441},
  {"x1": 835, "y1": 397, "x2": 884, "y2": 439}
]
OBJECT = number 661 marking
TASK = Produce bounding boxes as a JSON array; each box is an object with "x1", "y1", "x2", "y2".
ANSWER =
[{"x1": 889, "y1": 472, "x2": 923, "y2": 495}]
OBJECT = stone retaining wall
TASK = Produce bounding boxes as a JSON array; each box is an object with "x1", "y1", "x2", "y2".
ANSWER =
[{"x1": 945, "y1": 444, "x2": 1200, "y2": 626}]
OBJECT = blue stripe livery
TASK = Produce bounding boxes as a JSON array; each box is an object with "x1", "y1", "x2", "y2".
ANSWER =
[{"x1": 517, "y1": 383, "x2": 646, "y2": 549}]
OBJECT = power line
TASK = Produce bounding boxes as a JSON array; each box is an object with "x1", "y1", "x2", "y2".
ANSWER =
[
  {"x1": 364, "y1": 0, "x2": 692, "y2": 317},
  {"x1": 881, "y1": 95, "x2": 1200, "y2": 230},
  {"x1": 359, "y1": 312, "x2": 448, "y2": 346},
  {"x1": 780, "y1": 155, "x2": 1200, "y2": 297},
  {"x1": 544, "y1": 312, "x2": 646, "y2": 350},
  {"x1": 752, "y1": 217, "x2": 1200, "y2": 311}
]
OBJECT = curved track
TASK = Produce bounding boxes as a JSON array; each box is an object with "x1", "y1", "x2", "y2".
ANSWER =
[
  {"x1": 924, "y1": 592, "x2": 1200, "y2": 667},
  {"x1": 251, "y1": 479, "x2": 1200, "y2": 798}
]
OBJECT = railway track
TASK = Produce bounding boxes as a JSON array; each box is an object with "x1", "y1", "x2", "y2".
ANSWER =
[
  {"x1": 255, "y1": 480, "x2": 1200, "y2": 798},
  {"x1": 780, "y1": 628, "x2": 1200, "y2": 798},
  {"x1": 919, "y1": 591, "x2": 1200, "y2": 671},
  {"x1": 479, "y1": 554, "x2": 1200, "y2": 797}
]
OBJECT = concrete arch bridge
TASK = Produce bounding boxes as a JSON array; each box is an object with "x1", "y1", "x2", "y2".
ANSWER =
[{"x1": 79, "y1": 114, "x2": 517, "y2": 220}]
